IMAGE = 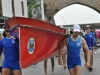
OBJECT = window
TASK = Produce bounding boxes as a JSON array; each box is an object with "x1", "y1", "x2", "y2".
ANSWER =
[
  {"x1": 21, "y1": 1, "x2": 24, "y2": 16},
  {"x1": 11, "y1": 0, "x2": 15, "y2": 16},
  {"x1": 0, "y1": 0, "x2": 2, "y2": 16}
]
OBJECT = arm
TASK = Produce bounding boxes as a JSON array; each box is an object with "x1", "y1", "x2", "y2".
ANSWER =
[
  {"x1": 91, "y1": 32, "x2": 97, "y2": 47},
  {"x1": 82, "y1": 37, "x2": 90, "y2": 68},
  {"x1": 58, "y1": 37, "x2": 68, "y2": 65},
  {"x1": 93, "y1": 35, "x2": 97, "y2": 46},
  {"x1": 88, "y1": 33, "x2": 97, "y2": 51}
]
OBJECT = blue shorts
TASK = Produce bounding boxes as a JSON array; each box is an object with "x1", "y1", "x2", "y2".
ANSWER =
[
  {"x1": 83, "y1": 47, "x2": 93, "y2": 52},
  {"x1": 67, "y1": 56, "x2": 81, "y2": 69},
  {"x1": 2, "y1": 60, "x2": 21, "y2": 70}
]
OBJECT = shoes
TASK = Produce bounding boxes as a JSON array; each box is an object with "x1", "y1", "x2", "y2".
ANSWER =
[{"x1": 88, "y1": 68, "x2": 92, "y2": 72}]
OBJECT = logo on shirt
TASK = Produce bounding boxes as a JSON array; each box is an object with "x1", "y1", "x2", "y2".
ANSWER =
[
  {"x1": 27, "y1": 38, "x2": 35, "y2": 54},
  {"x1": 90, "y1": 35, "x2": 92, "y2": 37},
  {"x1": 12, "y1": 40, "x2": 15, "y2": 43},
  {"x1": 77, "y1": 43, "x2": 80, "y2": 46},
  {"x1": 3, "y1": 41, "x2": 6, "y2": 43}
]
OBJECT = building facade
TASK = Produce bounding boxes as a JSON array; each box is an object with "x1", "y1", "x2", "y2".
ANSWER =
[
  {"x1": 0, "y1": 0, "x2": 28, "y2": 28},
  {"x1": 0, "y1": 0, "x2": 28, "y2": 17}
]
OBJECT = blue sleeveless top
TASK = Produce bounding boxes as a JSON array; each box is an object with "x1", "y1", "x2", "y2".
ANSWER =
[
  {"x1": 67, "y1": 36, "x2": 82, "y2": 57},
  {"x1": 85, "y1": 32, "x2": 94, "y2": 48}
]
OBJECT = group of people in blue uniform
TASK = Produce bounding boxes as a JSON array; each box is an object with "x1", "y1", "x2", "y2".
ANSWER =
[{"x1": 0, "y1": 24, "x2": 97, "y2": 75}]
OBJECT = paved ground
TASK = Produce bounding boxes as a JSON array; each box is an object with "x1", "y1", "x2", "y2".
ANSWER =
[
  {"x1": 0, "y1": 48, "x2": 100, "y2": 75},
  {"x1": 22, "y1": 48, "x2": 100, "y2": 75}
]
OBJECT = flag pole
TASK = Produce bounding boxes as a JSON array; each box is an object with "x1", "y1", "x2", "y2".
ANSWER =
[{"x1": 41, "y1": 0, "x2": 45, "y2": 20}]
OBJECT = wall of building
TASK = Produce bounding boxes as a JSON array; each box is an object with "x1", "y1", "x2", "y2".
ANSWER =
[
  {"x1": 1, "y1": 0, "x2": 13, "y2": 17},
  {"x1": 43, "y1": 0, "x2": 100, "y2": 18},
  {"x1": 14, "y1": 0, "x2": 28, "y2": 17},
  {"x1": 1, "y1": 0, "x2": 28, "y2": 17}
]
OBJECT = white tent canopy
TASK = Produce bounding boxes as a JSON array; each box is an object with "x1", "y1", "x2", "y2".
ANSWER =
[{"x1": 54, "y1": 4, "x2": 100, "y2": 26}]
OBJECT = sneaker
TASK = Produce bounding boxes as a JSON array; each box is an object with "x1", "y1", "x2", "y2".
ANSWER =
[{"x1": 88, "y1": 68, "x2": 92, "y2": 72}]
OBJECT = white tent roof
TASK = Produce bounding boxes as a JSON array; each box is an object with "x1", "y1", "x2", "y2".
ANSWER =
[{"x1": 54, "y1": 4, "x2": 100, "y2": 26}]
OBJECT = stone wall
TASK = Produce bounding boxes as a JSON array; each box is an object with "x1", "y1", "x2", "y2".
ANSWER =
[
  {"x1": 27, "y1": 0, "x2": 100, "y2": 24},
  {"x1": 43, "y1": 0, "x2": 100, "y2": 18}
]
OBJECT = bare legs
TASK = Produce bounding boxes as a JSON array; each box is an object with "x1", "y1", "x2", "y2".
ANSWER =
[
  {"x1": 90, "y1": 51, "x2": 93, "y2": 68},
  {"x1": 62, "y1": 53, "x2": 66, "y2": 69},
  {"x1": 13, "y1": 70, "x2": 22, "y2": 75},
  {"x1": 2, "y1": 68, "x2": 22, "y2": 75},
  {"x1": 69, "y1": 66, "x2": 82, "y2": 75},
  {"x1": 51, "y1": 57, "x2": 54, "y2": 75},
  {"x1": 2, "y1": 68, "x2": 11, "y2": 75},
  {"x1": 44, "y1": 57, "x2": 55, "y2": 75},
  {"x1": 44, "y1": 60, "x2": 47, "y2": 75}
]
